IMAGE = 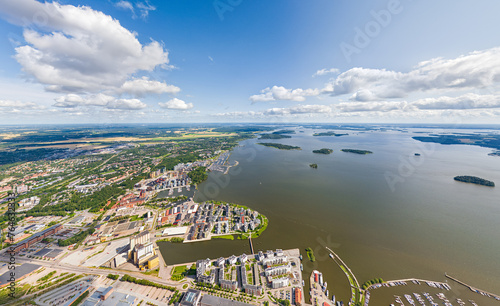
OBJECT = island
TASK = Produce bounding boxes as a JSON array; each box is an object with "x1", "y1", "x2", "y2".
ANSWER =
[
  {"x1": 312, "y1": 148, "x2": 333, "y2": 154},
  {"x1": 412, "y1": 133, "x2": 500, "y2": 150},
  {"x1": 309, "y1": 163, "x2": 318, "y2": 169},
  {"x1": 259, "y1": 133, "x2": 292, "y2": 140},
  {"x1": 259, "y1": 129, "x2": 295, "y2": 139},
  {"x1": 415, "y1": 153, "x2": 421, "y2": 156},
  {"x1": 305, "y1": 247, "x2": 315, "y2": 262},
  {"x1": 341, "y1": 149, "x2": 373, "y2": 154},
  {"x1": 273, "y1": 129, "x2": 295, "y2": 134},
  {"x1": 454, "y1": 176, "x2": 495, "y2": 187},
  {"x1": 313, "y1": 131, "x2": 348, "y2": 137},
  {"x1": 488, "y1": 151, "x2": 500, "y2": 157},
  {"x1": 257, "y1": 143, "x2": 301, "y2": 150}
]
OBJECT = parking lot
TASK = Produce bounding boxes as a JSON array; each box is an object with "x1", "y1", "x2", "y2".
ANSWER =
[{"x1": 114, "y1": 279, "x2": 175, "y2": 304}]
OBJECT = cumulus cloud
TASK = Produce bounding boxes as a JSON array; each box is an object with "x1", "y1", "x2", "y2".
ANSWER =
[
  {"x1": 250, "y1": 86, "x2": 320, "y2": 102},
  {"x1": 0, "y1": 0, "x2": 169, "y2": 94},
  {"x1": 313, "y1": 68, "x2": 340, "y2": 77},
  {"x1": 53, "y1": 94, "x2": 145, "y2": 110},
  {"x1": 120, "y1": 77, "x2": 180, "y2": 96},
  {"x1": 335, "y1": 101, "x2": 409, "y2": 113},
  {"x1": 159, "y1": 98, "x2": 194, "y2": 110},
  {"x1": 335, "y1": 93, "x2": 500, "y2": 113},
  {"x1": 0, "y1": 99, "x2": 44, "y2": 110},
  {"x1": 106, "y1": 98, "x2": 146, "y2": 110},
  {"x1": 412, "y1": 93, "x2": 500, "y2": 110},
  {"x1": 216, "y1": 104, "x2": 331, "y2": 117},
  {"x1": 323, "y1": 47, "x2": 500, "y2": 101}
]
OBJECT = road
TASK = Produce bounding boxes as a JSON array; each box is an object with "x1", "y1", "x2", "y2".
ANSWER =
[{"x1": 0, "y1": 253, "x2": 183, "y2": 288}]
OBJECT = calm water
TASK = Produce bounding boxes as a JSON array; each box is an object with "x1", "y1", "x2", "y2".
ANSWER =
[{"x1": 159, "y1": 128, "x2": 500, "y2": 305}]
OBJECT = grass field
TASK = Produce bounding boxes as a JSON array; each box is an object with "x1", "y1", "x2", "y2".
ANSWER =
[
  {"x1": 212, "y1": 235, "x2": 235, "y2": 240},
  {"x1": 172, "y1": 265, "x2": 188, "y2": 276}
]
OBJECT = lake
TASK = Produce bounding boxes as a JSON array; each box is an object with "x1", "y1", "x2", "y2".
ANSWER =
[{"x1": 159, "y1": 128, "x2": 500, "y2": 305}]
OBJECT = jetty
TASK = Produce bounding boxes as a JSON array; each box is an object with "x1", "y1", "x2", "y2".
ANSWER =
[
  {"x1": 326, "y1": 247, "x2": 361, "y2": 305},
  {"x1": 445, "y1": 273, "x2": 500, "y2": 301}
]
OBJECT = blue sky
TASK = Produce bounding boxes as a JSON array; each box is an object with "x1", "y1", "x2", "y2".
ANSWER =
[{"x1": 1, "y1": 0, "x2": 500, "y2": 124}]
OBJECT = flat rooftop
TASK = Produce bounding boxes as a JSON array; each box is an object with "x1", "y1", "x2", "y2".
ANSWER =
[{"x1": 200, "y1": 294, "x2": 252, "y2": 306}]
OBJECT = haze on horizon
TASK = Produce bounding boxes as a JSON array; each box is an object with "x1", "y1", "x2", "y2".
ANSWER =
[{"x1": 1, "y1": 0, "x2": 500, "y2": 124}]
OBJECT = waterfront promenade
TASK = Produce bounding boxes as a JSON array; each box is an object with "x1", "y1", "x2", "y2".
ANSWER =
[{"x1": 325, "y1": 246, "x2": 361, "y2": 305}]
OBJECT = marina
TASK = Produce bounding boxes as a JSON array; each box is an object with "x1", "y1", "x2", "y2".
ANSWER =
[
  {"x1": 445, "y1": 273, "x2": 500, "y2": 302},
  {"x1": 310, "y1": 270, "x2": 339, "y2": 306}
]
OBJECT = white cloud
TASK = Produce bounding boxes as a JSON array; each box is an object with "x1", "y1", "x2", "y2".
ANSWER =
[
  {"x1": 53, "y1": 94, "x2": 145, "y2": 110},
  {"x1": 136, "y1": 1, "x2": 156, "y2": 19},
  {"x1": 313, "y1": 68, "x2": 340, "y2": 77},
  {"x1": 335, "y1": 93, "x2": 500, "y2": 113},
  {"x1": 53, "y1": 93, "x2": 115, "y2": 108},
  {"x1": 412, "y1": 93, "x2": 500, "y2": 110},
  {"x1": 323, "y1": 47, "x2": 500, "y2": 101},
  {"x1": 0, "y1": 0, "x2": 170, "y2": 94},
  {"x1": 215, "y1": 104, "x2": 331, "y2": 117},
  {"x1": 159, "y1": 98, "x2": 194, "y2": 110},
  {"x1": 250, "y1": 86, "x2": 320, "y2": 102},
  {"x1": 106, "y1": 98, "x2": 146, "y2": 110},
  {"x1": 0, "y1": 99, "x2": 44, "y2": 110},
  {"x1": 335, "y1": 101, "x2": 409, "y2": 113},
  {"x1": 120, "y1": 77, "x2": 180, "y2": 96},
  {"x1": 115, "y1": 1, "x2": 135, "y2": 16},
  {"x1": 214, "y1": 111, "x2": 260, "y2": 117},
  {"x1": 53, "y1": 94, "x2": 85, "y2": 108}
]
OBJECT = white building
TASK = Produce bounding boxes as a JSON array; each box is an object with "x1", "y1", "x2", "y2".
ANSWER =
[
  {"x1": 271, "y1": 278, "x2": 290, "y2": 289},
  {"x1": 18, "y1": 196, "x2": 40, "y2": 207},
  {"x1": 227, "y1": 255, "x2": 237, "y2": 265}
]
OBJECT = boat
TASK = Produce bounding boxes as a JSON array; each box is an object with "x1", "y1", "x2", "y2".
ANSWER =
[
  {"x1": 299, "y1": 254, "x2": 303, "y2": 260},
  {"x1": 332, "y1": 295, "x2": 336, "y2": 303},
  {"x1": 324, "y1": 281, "x2": 327, "y2": 289},
  {"x1": 300, "y1": 264, "x2": 303, "y2": 271},
  {"x1": 302, "y1": 280, "x2": 305, "y2": 286},
  {"x1": 326, "y1": 290, "x2": 329, "y2": 298},
  {"x1": 329, "y1": 253, "x2": 334, "y2": 259}
]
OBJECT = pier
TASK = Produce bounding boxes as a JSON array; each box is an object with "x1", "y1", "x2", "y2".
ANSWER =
[
  {"x1": 326, "y1": 247, "x2": 361, "y2": 305},
  {"x1": 445, "y1": 273, "x2": 500, "y2": 301}
]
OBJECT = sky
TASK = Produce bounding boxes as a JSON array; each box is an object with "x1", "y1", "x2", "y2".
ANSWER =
[{"x1": 1, "y1": 0, "x2": 500, "y2": 124}]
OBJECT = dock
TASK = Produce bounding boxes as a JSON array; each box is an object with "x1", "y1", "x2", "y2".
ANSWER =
[
  {"x1": 310, "y1": 271, "x2": 334, "y2": 306},
  {"x1": 445, "y1": 273, "x2": 500, "y2": 301}
]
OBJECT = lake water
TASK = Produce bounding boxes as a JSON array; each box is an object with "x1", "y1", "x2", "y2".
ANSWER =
[{"x1": 158, "y1": 128, "x2": 500, "y2": 305}]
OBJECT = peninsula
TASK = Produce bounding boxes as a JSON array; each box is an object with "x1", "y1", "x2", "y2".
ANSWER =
[
  {"x1": 454, "y1": 176, "x2": 495, "y2": 187},
  {"x1": 312, "y1": 148, "x2": 333, "y2": 154},
  {"x1": 258, "y1": 143, "x2": 301, "y2": 150},
  {"x1": 341, "y1": 149, "x2": 373, "y2": 155}
]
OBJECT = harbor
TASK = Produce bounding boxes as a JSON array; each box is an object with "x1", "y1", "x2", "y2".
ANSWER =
[
  {"x1": 310, "y1": 270, "x2": 341, "y2": 306},
  {"x1": 445, "y1": 273, "x2": 500, "y2": 302}
]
